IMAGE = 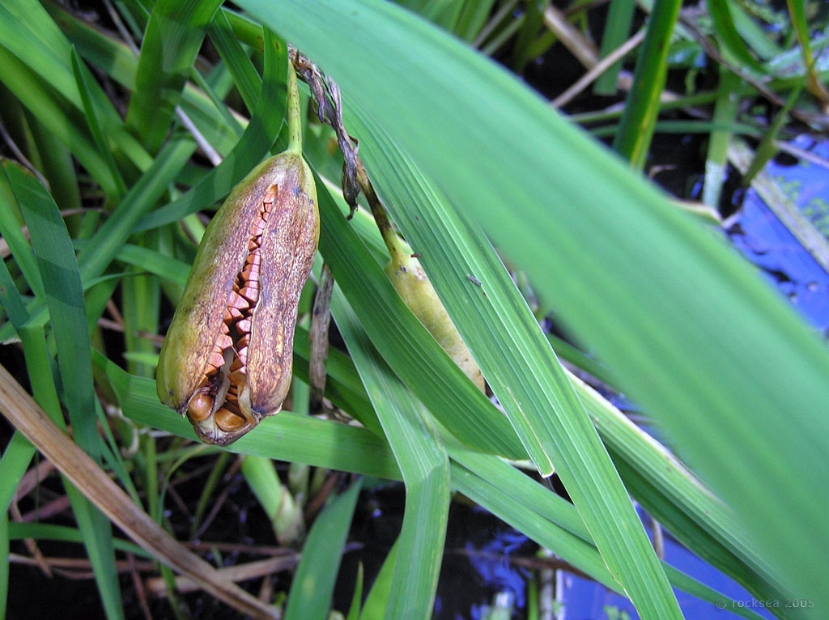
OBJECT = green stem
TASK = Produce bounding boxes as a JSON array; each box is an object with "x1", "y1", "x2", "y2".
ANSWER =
[
  {"x1": 286, "y1": 58, "x2": 303, "y2": 155},
  {"x1": 351, "y1": 160, "x2": 406, "y2": 263},
  {"x1": 611, "y1": 0, "x2": 681, "y2": 169}
]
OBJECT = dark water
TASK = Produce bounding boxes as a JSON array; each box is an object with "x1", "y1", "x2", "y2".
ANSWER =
[{"x1": 727, "y1": 135, "x2": 829, "y2": 335}]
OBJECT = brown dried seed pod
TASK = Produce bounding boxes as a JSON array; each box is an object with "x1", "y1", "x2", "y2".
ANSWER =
[{"x1": 156, "y1": 151, "x2": 319, "y2": 446}]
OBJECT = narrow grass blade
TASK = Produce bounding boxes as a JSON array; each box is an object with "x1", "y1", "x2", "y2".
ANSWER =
[
  {"x1": 706, "y1": 0, "x2": 767, "y2": 75},
  {"x1": 0, "y1": 0, "x2": 150, "y2": 191},
  {"x1": 208, "y1": 9, "x2": 261, "y2": 114},
  {"x1": 573, "y1": 373, "x2": 791, "y2": 603},
  {"x1": 448, "y1": 455, "x2": 620, "y2": 593},
  {"x1": 7, "y1": 523, "x2": 147, "y2": 558},
  {"x1": 70, "y1": 47, "x2": 128, "y2": 198},
  {"x1": 337, "y1": 115, "x2": 680, "y2": 616},
  {"x1": 0, "y1": 514, "x2": 8, "y2": 616},
  {"x1": 241, "y1": 455, "x2": 304, "y2": 544},
  {"x1": 594, "y1": 0, "x2": 637, "y2": 94},
  {"x1": 346, "y1": 562, "x2": 364, "y2": 620},
  {"x1": 136, "y1": 29, "x2": 287, "y2": 231},
  {"x1": 361, "y1": 539, "x2": 398, "y2": 619},
  {"x1": 702, "y1": 66, "x2": 741, "y2": 207},
  {"x1": 0, "y1": 44, "x2": 119, "y2": 194},
  {"x1": 0, "y1": 166, "x2": 45, "y2": 305},
  {"x1": 612, "y1": 0, "x2": 682, "y2": 167},
  {"x1": 120, "y1": 262, "x2": 159, "y2": 378},
  {"x1": 25, "y1": 115, "x2": 82, "y2": 213},
  {"x1": 125, "y1": 0, "x2": 222, "y2": 152},
  {"x1": 786, "y1": 0, "x2": 829, "y2": 104},
  {"x1": 284, "y1": 480, "x2": 362, "y2": 620},
  {"x1": 454, "y1": 0, "x2": 497, "y2": 42},
  {"x1": 450, "y1": 451, "x2": 769, "y2": 619},
  {"x1": 76, "y1": 137, "x2": 196, "y2": 281},
  {"x1": 62, "y1": 482, "x2": 126, "y2": 620},
  {"x1": 509, "y1": 0, "x2": 546, "y2": 72},
  {"x1": 312, "y1": 180, "x2": 527, "y2": 459},
  {"x1": 333, "y1": 288, "x2": 450, "y2": 620},
  {"x1": 0, "y1": 248, "x2": 30, "y2": 329}
]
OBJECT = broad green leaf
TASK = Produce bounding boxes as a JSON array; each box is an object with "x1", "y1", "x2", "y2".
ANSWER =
[
  {"x1": 7, "y1": 162, "x2": 100, "y2": 455},
  {"x1": 236, "y1": 0, "x2": 829, "y2": 610},
  {"x1": 99, "y1": 354, "x2": 401, "y2": 480}
]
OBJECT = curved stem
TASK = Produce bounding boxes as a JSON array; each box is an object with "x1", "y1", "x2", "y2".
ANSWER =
[{"x1": 285, "y1": 57, "x2": 303, "y2": 155}]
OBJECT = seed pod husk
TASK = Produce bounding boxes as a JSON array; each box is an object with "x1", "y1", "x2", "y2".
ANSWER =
[{"x1": 157, "y1": 152, "x2": 319, "y2": 445}]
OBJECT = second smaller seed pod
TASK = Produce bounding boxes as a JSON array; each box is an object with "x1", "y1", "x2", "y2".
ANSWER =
[{"x1": 157, "y1": 152, "x2": 319, "y2": 445}]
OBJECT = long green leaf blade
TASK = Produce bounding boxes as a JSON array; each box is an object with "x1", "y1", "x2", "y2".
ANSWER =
[
  {"x1": 126, "y1": 0, "x2": 223, "y2": 152},
  {"x1": 136, "y1": 29, "x2": 287, "y2": 232},
  {"x1": 7, "y1": 162, "x2": 124, "y2": 618},
  {"x1": 284, "y1": 480, "x2": 363, "y2": 620},
  {"x1": 333, "y1": 288, "x2": 450, "y2": 620},
  {"x1": 612, "y1": 0, "x2": 682, "y2": 167}
]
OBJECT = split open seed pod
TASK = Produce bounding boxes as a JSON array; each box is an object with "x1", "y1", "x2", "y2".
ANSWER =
[{"x1": 157, "y1": 152, "x2": 319, "y2": 445}]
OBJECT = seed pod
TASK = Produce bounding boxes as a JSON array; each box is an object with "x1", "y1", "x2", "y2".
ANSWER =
[
  {"x1": 385, "y1": 250, "x2": 485, "y2": 392},
  {"x1": 157, "y1": 152, "x2": 319, "y2": 445}
]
